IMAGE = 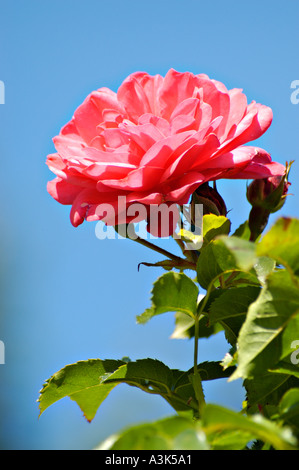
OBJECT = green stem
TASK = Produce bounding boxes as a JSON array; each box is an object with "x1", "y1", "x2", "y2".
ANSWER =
[
  {"x1": 193, "y1": 315, "x2": 200, "y2": 377},
  {"x1": 133, "y1": 382, "x2": 199, "y2": 413},
  {"x1": 192, "y1": 270, "x2": 237, "y2": 413},
  {"x1": 248, "y1": 207, "x2": 270, "y2": 241},
  {"x1": 191, "y1": 275, "x2": 224, "y2": 415},
  {"x1": 224, "y1": 271, "x2": 239, "y2": 286},
  {"x1": 133, "y1": 236, "x2": 181, "y2": 262},
  {"x1": 132, "y1": 235, "x2": 196, "y2": 270},
  {"x1": 219, "y1": 275, "x2": 225, "y2": 289},
  {"x1": 192, "y1": 314, "x2": 205, "y2": 416},
  {"x1": 172, "y1": 236, "x2": 186, "y2": 253}
]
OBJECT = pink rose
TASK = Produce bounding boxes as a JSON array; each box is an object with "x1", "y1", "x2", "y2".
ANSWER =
[{"x1": 46, "y1": 69, "x2": 285, "y2": 234}]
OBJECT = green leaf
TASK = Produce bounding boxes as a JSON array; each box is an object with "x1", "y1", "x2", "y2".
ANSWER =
[
  {"x1": 101, "y1": 358, "x2": 198, "y2": 413},
  {"x1": 167, "y1": 361, "x2": 236, "y2": 414},
  {"x1": 232, "y1": 220, "x2": 251, "y2": 240},
  {"x1": 170, "y1": 312, "x2": 195, "y2": 339},
  {"x1": 202, "y1": 404, "x2": 297, "y2": 450},
  {"x1": 208, "y1": 429, "x2": 253, "y2": 450},
  {"x1": 271, "y1": 363, "x2": 299, "y2": 379},
  {"x1": 196, "y1": 236, "x2": 256, "y2": 290},
  {"x1": 275, "y1": 315, "x2": 299, "y2": 367},
  {"x1": 245, "y1": 372, "x2": 299, "y2": 409},
  {"x1": 41, "y1": 358, "x2": 232, "y2": 418},
  {"x1": 230, "y1": 270, "x2": 299, "y2": 381},
  {"x1": 136, "y1": 272, "x2": 199, "y2": 324},
  {"x1": 102, "y1": 359, "x2": 233, "y2": 414},
  {"x1": 279, "y1": 388, "x2": 299, "y2": 429},
  {"x1": 202, "y1": 214, "x2": 231, "y2": 247},
  {"x1": 196, "y1": 240, "x2": 234, "y2": 290},
  {"x1": 171, "y1": 289, "x2": 225, "y2": 340},
  {"x1": 253, "y1": 256, "x2": 276, "y2": 285},
  {"x1": 176, "y1": 228, "x2": 203, "y2": 251},
  {"x1": 97, "y1": 415, "x2": 210, "y2": 450},
  {"x1": 39, "y1": 358, "x2": 202, "y2": 418},
  {"x1": 209, "y1": 286, "x2": 261, "y2": 325},
  {"x1": 208, "y1": 286, "x2": 261, "y2": 345},
  {"x1": 175, "y1": 361, "x2": 236, "y2": 385},
  {"x1": 38, "y1": 359, "x2": 125, "y2": 422},
  {"x1": 221, "y1": 350, "x2": 237, "y2": 370},
  {"x1": 170, "y1": 311, "x2": 223, "y2": 340},
  {"x1": 98, "y1": 404, "x2": 297, "y2": 450},
  {"x1": 256, "y1": 217, "x2": 299, "y2": 276},
  {"x1": 219, "y1": 236, "x2": 257, "y2": 271},
  {"x1": 101, "y1": 358, "x2": 175, "y2": 394}
]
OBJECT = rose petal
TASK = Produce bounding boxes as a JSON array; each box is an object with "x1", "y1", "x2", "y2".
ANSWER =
[
  {"x1": 100, "y1": 165, "x2": 165, "y2": 191},
  {"x1": 164, "y1": 171, "x2": 206, "y2": 202},
  {"x1": 117, "y1": 75, "x2": 152, "y2": 122},
  {"x1": 73, "y1": 90, "x2": 124, "y2": 144},
  {"x1": 47, "y1": 177, "x2": 83, "y2": 205}
]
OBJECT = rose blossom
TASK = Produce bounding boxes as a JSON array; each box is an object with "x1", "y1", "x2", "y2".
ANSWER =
[{"x1": 46, "y1": 69, "x2": 285, "y2": 235}]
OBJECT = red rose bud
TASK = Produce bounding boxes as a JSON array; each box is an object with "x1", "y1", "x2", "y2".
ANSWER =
[
  {"x1": 247, "y1": 162, "x2": 292, "y2": 241},
  {"x1": 194, "y1": 182, "x2": 227, "y2": 217},
  {"x1": 247, "y1": 163, "x2": 291, "y2": 214}
]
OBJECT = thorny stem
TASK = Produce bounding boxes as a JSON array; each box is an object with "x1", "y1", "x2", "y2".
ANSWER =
[
  {"x1": 219, "y1": 275, "x2": 225, "y2": 289},
  {"x1": 128, "y1": 225, "x2": 206, "y2": 413},
  {"x1": 132, "y1": 235, "x2": 196, "y2": 270},
  {"x1": 172, "y1": 236, "x2": 186, "y2": 253},
  {"x1": 224, "y1": 271, "x2": 239, "y2": 286}
]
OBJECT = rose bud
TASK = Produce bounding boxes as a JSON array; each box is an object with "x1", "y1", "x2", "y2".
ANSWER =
[
  {"x1": 247, "y1": 162, "x2": 292, "y2": 241},
  {"x1": 194, "y1": 182, "x2": 227, "y2": 217},
  {"x1": 247, "y1": 169, "x2": 291, "y2": 214}
]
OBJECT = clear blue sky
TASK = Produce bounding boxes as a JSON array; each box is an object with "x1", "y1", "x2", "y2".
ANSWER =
[{"x1": 0, "y1": 0, "x2": 298, "y2": 450}]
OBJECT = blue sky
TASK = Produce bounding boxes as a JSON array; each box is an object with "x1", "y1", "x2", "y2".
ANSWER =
[{"x1": 0, "y1": 0, "x2": 298, "y2": 450}]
